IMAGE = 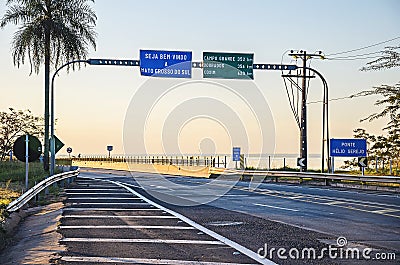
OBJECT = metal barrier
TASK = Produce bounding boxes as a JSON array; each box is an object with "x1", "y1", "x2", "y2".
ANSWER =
[
  {"x1": 6, "y1": 169, "x2": 80, "y2": 212},
  {"x1": 214, "y1": 169, "x2": 400, "y2": 185}
]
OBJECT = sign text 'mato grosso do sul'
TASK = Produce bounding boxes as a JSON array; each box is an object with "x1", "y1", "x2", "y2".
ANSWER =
[
  {"x1": 203, "y1": 52, "x2": 254, "y2": 80},
  {"x1": 140, "y1": 50, "x2": 192, "y2": 78},
  {"x1": 330, "y1": 138, "x2": 367, "y2": 157}
]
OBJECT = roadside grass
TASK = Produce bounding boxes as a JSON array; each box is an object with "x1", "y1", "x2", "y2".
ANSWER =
[
  {"x1": 0, "y1": 161, "x2": 53, "y2": 222},
  {"x1": 0, "y1": 180, "x2": 21, "y2": 222},
  {"x1": 0, "y1": 161, "x2": 48, "y2": 185}
]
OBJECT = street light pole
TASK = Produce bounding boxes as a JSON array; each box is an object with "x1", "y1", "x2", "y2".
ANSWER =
[
  {"x1": 303, "y1": 66, "x2": 330, "y2": 173},
  {"x1": 50, "y1": 60, "x2": 89, "y2": 176},
  {"x1": 49, "y1": 58, "x2": 140, "y2": 176}
]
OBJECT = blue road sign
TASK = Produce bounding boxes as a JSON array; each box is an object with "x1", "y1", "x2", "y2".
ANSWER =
[
  {"x1": 330, "y1": 139, "x2": 367, "y2": 157},
  {"x1": 232, "y1": 147, "x2": 241, "y2": 162},
  {"x1": 140, "y1": 50, "x2": 192, "y2": 78}
]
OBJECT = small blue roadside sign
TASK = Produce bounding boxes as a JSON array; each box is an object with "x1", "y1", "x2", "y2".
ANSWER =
[
  {"x1": 330, "y1": 139, "x2": 367, "y2": 157},
  {"x1": 140, "y1": 50, "x2": 192, "y2": 78},
  {"x1": 232, "y1": 147, "x2": 241, "y2": 162}
]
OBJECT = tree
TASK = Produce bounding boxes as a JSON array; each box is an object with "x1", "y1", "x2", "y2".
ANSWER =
[
  {"x1": 361, "y1": 45, "x2": 400, "y2": 71},
  {"x1": 352, "y1": 83, "x2": 400, "y2": 129},
  {"x1": 0, "y1": 108, "x2": 44, "y2": 160},
  {"x1": 344, "y1": 45, "x2": 400, "y2": 174},
  {"x1": 1, "y1": 0, "x2": 97, "y2": 170}
]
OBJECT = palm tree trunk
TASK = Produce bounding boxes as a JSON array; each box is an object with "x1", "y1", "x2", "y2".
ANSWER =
[{"x1": 43, "y1": 28, "x2": 50, "y2": 171}]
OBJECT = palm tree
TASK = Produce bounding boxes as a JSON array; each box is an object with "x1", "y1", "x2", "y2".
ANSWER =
[{"x1": 1, "y1": 0, "x2": 97, "y2": 170}]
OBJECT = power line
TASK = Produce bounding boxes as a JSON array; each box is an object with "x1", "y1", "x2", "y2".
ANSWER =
[
  {"x1": 325, "y1": 55, "x2": 382, "y2": 61},
  {"x1": 307, "y1": 94, "x2": 365, "y2": 104},
  {"x1": 326, "y1": 36, "x2": 400, "y2": 56},
  {"x1": 327, "y1": 50, "x2": 383, "y2": 59}
]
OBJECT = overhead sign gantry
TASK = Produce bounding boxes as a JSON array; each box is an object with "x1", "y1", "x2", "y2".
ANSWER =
[{"x1": 50, "y1": 48, "x2": 329, "y2": 176}]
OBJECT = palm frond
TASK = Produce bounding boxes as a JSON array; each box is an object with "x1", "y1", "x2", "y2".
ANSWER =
[{"x1": 2, "y1": 0, "x2": 97, "y2": 74}]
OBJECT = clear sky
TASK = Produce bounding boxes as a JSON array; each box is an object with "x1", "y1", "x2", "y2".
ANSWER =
[{"x1": 0, "y1": 0, "x2": 399, "y2": 160}]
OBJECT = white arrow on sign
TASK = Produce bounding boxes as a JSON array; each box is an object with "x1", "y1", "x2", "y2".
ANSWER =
[
  {"x1": 297, "y1": 158, "x2": 306, "y2": 167},
  {"x1": 358, "y1": 157, "x2": 368, "y2": 167}
]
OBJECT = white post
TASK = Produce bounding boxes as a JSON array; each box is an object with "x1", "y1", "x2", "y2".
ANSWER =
[
  {"x1": 390, "y1": 159, "x2": 393, "y2": 175},
  {"x1": 331, "y1": 157, "x2": 335, "y2": 174},
  {"x1": 25, "y1": 135, "x2": 29, "y2": 191}
]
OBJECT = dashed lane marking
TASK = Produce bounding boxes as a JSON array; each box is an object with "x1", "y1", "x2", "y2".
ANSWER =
[
  {"x1": 169, "y1": 179, "x2": 400, "y2": 218},
  {"x1": 253, "y1": 203, "x2": 299, "y2": 212},
  {"x1": 323, "y1": 201, "x2": 345, "y2": 205}
]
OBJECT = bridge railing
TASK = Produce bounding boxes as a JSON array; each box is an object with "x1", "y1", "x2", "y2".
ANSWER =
[
  {"x1": 73, "y1": 155, "x2": 228, "y2": 168},
  {"x1": 6, "y1": 169, "x2": 79, "y2": 212}
]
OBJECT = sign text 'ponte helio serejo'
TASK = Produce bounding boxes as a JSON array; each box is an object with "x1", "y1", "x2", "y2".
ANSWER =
[{"x1": 330, "y1": 139, "x2": 367, "y2": 157}]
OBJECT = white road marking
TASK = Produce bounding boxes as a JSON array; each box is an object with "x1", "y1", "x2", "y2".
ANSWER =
[
  {"x1": 64, "y1": 208, "x2": 161, "y2": 211},
  {"x1": 61, "y1": 256, "x2": 257, "y2": 264},
  {"x1": 67, "y1": 197, "x2": 142, "y2": 200},
  {"x1": 371, "y1": 209, "x2": 400, "y2": 214},
  {"x1": 63, "y1": 215, "x2": 176, "y2": 219},
  {"x1": 64, "y1": 189, "x2": 124, "y2": 191},
  {"x1": 59, "y1": 225, "x2": 194, "y2": 229},
  {"x1": 70, "y1": 202, "x2": 149, "y2": 205},
  {"x1": 60, "y1": 238, "x2": 224, "y2": 245},
  {"x1": 323, "y1": 201, "x2": 345, "y2": 205},
  {"x1": 65, "y1": 193, "x2": 130, "y2": 195},
  {"x1": 81, "y1": 177, "x2": 276, "y2": 265},
  {"x1": 76, "y1": 185, "x2": 119, "y2": 187},
  {"x1": 223, "y1": 195, "x2": 249, "y2": 197},
  {"x1": 253, "y1": 203, "x2": 299, "y2": 212}
]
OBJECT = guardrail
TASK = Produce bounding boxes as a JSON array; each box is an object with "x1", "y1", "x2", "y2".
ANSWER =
[
  {"x1": 212, "y1": 169, "x2": 400, "y2": 186},
  {"x1": 6, "y1": 169, "x2": 80, "y2": 212}
]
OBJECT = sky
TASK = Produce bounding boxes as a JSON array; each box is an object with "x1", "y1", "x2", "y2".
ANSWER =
[{"x1": 0, "y1": 0, "x2": 399, "y2": 163}]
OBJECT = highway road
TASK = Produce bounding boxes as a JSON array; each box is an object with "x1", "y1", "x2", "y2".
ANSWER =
[{"x1": 58, "y1": 169, "x2": 399, "y2": 264}]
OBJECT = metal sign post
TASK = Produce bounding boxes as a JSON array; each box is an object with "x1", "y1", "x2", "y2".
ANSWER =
[
  {"x1": 107, "y1": 145, "x2": 113, "y2": 158},
  {"x1": 25, "y1": 135, "x2": 29, "y2": 191},
  {"x1": 232, "y1": 147, "x2": 241, "y2": 169},
  {"x1": 358, "y1": 157, "x2": 368, "y2": 176}
]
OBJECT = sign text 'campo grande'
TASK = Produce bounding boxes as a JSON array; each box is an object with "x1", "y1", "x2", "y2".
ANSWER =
[{"x1": 203, "y1": 52, "x2": 254, "y2": 80}]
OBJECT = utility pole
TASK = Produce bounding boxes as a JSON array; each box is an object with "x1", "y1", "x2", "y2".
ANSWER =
[
  {"x1": 288, "y1": 50, "x2": 325, "y2": 172},
  {"x1": 300, "y1": 51, "x2": 307, "y2": 172}
]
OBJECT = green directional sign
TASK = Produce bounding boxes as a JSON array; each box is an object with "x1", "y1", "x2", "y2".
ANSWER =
[
  {"x1": 54, "y1": 135, "x2": 65, "y2": 154},
  {"x1": 203, "y1": 52, "x2": 254, "y2": 80}
]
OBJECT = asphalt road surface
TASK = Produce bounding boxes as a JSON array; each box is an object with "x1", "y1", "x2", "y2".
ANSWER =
[{"x1": 58, "y1": 169, "x2": 399, "y2": 264}]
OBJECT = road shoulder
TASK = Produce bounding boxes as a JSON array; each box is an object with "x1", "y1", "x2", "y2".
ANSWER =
[{"x1": 0, "y1": 202, "x2": 65, "y2": 264}]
